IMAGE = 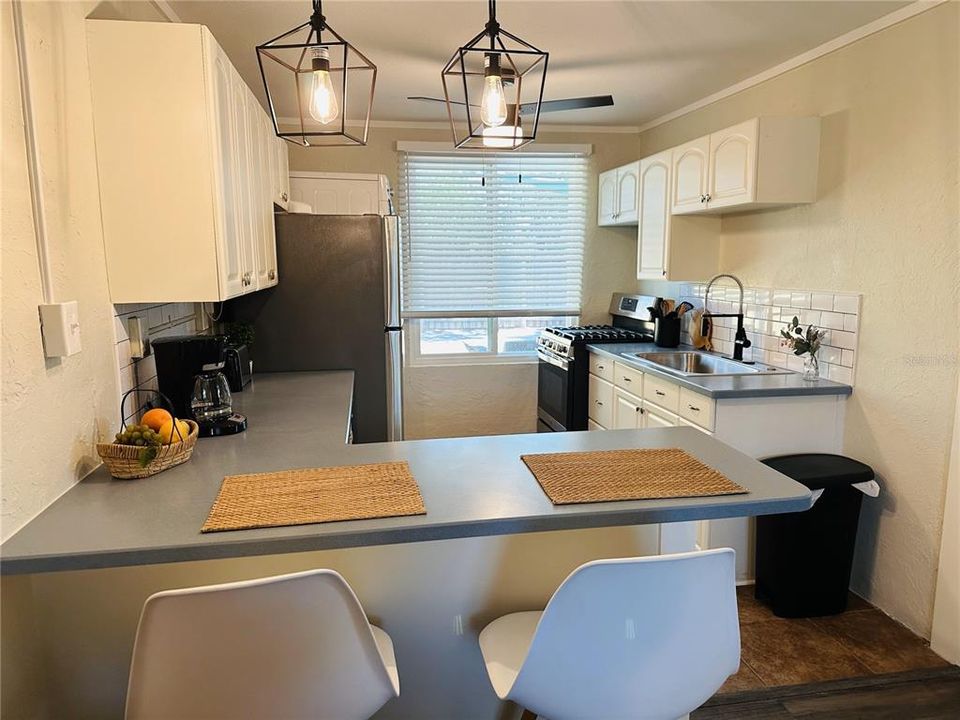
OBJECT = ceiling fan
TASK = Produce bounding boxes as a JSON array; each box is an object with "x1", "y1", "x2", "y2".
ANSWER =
[{"x1": 407, "y1": 94, "x2": 616, "y2": 117}]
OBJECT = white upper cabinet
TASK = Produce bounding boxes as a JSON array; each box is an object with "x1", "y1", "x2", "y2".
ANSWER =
[
  {"x1": 708, "y1": 119, "x2": 758, "y2": 209},
  {"x1": 597, "y1": 168, "x2": 618, "y2": 225},
  {"x1": 636, "y1": 152, "x2": 671, "y2": 278},
  {"x1": 289, "y1": 173, "x2": 388, "y2": 215},
  {"x1": 673, "y1": 116, "x2": 821, "y2": 215},
  {"x1": 615, "y1": 162, "x2": 640, "y2": 224},
  {"x1": 597, "y1": 161, "x2": 640, "y2": 226},
  {"x1": 637, "y1": 149, "x2": 721, "y2": 281},
  {"x1": 86, "y1": 20, "x2": 279, "y2": 303},
  {"x1": 671, "y1": 136, "x2": 711, "y2": 215}
]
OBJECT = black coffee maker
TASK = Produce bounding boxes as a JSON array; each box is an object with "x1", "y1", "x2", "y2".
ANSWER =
[
  {"x1": 152, "y1": 335, "x2": 227, "y2": 419},
  {"x1": 152, "y1": 335, "x2": 247, "y2": 436}
]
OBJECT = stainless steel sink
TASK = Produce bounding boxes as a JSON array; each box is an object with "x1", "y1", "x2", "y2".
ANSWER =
[{"x1": 625, "y1": 351, "x2": 791, "y2": 377}]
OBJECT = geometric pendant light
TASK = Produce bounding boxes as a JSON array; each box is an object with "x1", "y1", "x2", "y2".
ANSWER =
[
  {"x1": 441, "y1": 0, "x2": 548, "y2": 150},
  {"x1": 257, "y1": 0, "x2": 377, "y2": 147}
]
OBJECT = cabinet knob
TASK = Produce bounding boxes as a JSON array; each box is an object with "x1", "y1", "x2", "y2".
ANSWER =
[
  {"x1": 281, "y1": 192, "x2": 288, "y2": 201},
  {"x1": 705, "y1": 194, "x2": 712, "y2": 202},
  {"x1": 700, "y1": 194, "x2": 706, "y2": 203},
  {"x1": 268, "y1": 270, "x2": 276, "y2": 280}
]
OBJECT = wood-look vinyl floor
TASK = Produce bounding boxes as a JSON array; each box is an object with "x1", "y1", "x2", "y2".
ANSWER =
[{"x1": 694, "y1": 667, "x2": 960, "y2": 719}]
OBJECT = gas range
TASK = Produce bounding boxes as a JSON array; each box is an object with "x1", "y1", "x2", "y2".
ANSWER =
[
  {"x1": 537, "y1": 324, "x2": 653, "y2": 360},
  {"x1": 536, "y1": 294, "x2": 660, "y2": 433}
]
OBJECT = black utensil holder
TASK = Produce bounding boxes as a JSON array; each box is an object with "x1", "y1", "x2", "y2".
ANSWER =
[{"x1": 654, "y1": 317, "x2": 681, "y2": 348}]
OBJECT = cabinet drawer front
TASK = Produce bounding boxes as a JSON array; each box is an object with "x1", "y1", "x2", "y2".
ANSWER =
[
  {"x1": 589, "y1": 353, "x2": 615, "y2": 382},
  {"x1": 678, "y1": 387, "x2": 716, "y2": 431},
  {"x1": 613, "y1": 362, "x2": 644, "y2": 394},
  {"x1": 588, "y1": 375, "x2": 615, "y2": 428},
  {"x1": 643, "y1": 374, "x2": 680, "y2": 413}
]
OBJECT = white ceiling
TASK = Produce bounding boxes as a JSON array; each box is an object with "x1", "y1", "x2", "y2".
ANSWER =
[{"x1": 168, "y1": 0, "x2": 911, "y2": 127}]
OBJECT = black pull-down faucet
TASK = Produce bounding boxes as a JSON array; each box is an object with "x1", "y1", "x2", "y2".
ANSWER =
[{"x1": 702, "y1": 274, "x2": 752, "y2": 362}]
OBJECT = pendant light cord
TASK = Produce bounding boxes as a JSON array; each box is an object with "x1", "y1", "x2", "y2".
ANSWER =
[
  {"x1": 310, "y1": 0, "x2": 326, "y2": 38},
  {"x1": 486, "y1": 0, "x2": 499, "y2": 47}
]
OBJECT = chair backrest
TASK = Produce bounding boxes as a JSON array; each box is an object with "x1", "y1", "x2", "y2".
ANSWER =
[
  {"x1": 125, "y1": 569, "x2": 398, "y2": 720},
  {"x1": 509, "y1": 548, "x2": 739, "y2": 720}
]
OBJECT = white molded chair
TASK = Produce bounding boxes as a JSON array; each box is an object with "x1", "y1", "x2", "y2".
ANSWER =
[
  {"x1": 125, "y1": 569, "x2": 399, "y2": 720},
  {"x1": 478, "y1": 548, "x2": 739, "y2": 720}
]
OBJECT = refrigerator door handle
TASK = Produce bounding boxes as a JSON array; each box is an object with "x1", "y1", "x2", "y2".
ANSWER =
[
  {"x1": 383, "y1": 216, "x2": 401, "y2": 329},
  {"x1": 385, "y1": 329, "x2": 404, "y2": 441}
]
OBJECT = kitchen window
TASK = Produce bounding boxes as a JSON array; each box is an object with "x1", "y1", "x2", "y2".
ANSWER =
[{"x1": 397, "y1": 143, "x2": 590, "y2": 364}]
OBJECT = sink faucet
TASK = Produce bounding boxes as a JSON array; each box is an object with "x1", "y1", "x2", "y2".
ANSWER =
[{"x1": 703, "y1": 274, "x2": 752, "y2": 362}]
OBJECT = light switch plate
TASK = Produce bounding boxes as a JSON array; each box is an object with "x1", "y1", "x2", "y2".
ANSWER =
[{"x1": 39, "y1": 301, "x2": 82, "y2": 357}]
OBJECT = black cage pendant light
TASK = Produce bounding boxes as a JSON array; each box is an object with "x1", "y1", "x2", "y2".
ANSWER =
[
  {"x1": 257, "y1": 0, "x2": 377, "y2": 147},
  {"x1": 441, "y1": 0, "x2": 548, "y2": 150}
]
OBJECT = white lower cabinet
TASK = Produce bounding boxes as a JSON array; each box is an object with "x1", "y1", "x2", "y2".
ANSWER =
[
  {"x1": 587, "y1": 350, "x2": 847, "y2": 580},
  {"x1": 587, "y1": 374, "x2": 615, "y2": 429}
]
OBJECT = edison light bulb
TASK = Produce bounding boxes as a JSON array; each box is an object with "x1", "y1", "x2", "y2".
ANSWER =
[
  {"x1": 480, "y1": 54, "x2": 507, "y2": 127},
  {"x1": 482, "y1": 105, "x2": 521, "y2": 148},
  {"x1": 308, "y1": 47, "x2": 339, "y2": 125}
]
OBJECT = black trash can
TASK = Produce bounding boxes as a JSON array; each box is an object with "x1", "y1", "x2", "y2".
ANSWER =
[{"x1": 755, "y1": 453, "x2": 875, "y2": 618}]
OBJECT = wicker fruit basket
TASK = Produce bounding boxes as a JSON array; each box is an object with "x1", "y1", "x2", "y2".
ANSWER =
[{"x1": 97, "y1": 390, "x2": 199, "y2": 480}]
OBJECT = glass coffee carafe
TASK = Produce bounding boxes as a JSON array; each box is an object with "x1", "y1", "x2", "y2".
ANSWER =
[{"x1": 190, "y1": 363, "x2": 246, "y2": 436}]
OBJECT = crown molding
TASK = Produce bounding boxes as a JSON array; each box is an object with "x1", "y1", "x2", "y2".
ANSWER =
[{"x1": 636, "y1": 0, "x2": 947, "y2": 133}]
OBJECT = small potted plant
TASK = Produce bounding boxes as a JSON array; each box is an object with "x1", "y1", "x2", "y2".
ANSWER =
[{"x1": 780, "y1": 316, "x2": 827, "y2": 381}]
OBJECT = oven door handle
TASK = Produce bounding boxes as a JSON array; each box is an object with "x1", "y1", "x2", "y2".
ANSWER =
[{"x1": 537, "y1": 349, "x2": 570, "y2": 371}]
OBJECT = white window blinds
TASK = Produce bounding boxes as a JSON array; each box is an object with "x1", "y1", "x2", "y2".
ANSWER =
[{"x1": 397, "y1": 148, "x2": 589, "y2": 318}]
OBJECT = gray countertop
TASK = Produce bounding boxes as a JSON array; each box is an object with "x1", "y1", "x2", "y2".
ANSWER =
[
  {"x1": 1, "y1": 372, "x2": 813, "y2": 575},
  {"x1": 587, "y1": 343, "x2": 853, "y2": 399}
]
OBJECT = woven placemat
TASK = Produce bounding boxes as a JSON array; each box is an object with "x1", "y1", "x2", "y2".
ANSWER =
[
  {"x1": 201, "y1": 461, "x2": 425, "y2": 533},
  {"x1": 521, "y1": 448, "x2": 747, "y2": 505}
]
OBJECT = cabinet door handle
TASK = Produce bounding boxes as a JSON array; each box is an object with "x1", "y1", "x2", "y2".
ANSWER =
[
  {"x1": 281, "y1": 192, "x2": 288, "y2": 201},
  {"x1": 268, "y1": 270, "x2": 276, "y2": 280},
  {"x1": 655, "y1": 389, "x2": 665, "y2": 396},
  {"x1": 635, "y1": 406, "x2": 641, "y2": 413},
  {"x1": 596, "y1": 400, "x2": 604, "y2": 406},
  {"x1": 597, "y1": 364, "x2": 605, "y2": 370},
  {"x1": 700, "y1": 194, "x2": 706, "y2": 203},
  {"x1": 623, "y1": 377, "x2": 632, "y2": 383},
  {"x1": 704, "y1": 194, "x2": 712, "y2": 202},
  {"x1": 688, "y1": 405, "x2": 701, "y2": 412}
]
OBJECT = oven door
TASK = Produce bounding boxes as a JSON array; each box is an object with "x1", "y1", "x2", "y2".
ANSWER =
[{"x1": 537, "y1": 350, "x2": 573, "y2": 431}]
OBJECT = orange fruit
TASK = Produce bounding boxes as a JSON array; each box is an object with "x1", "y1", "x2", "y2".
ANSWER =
[
  {"x1": 141, "y1": 408, "x2": 173, "y2": 432},
  {"x1": 159, "y1": 418, "x2": 191, "y2": 444}
]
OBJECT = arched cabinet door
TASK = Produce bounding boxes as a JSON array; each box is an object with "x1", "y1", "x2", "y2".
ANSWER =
[
  {"x1": 671, "y1": 135, "x2": 710, "y2": 214},
  {"x1": 636, "y1": 151, "x2": 671, "y2": 280},
  {"x1": 598, "y1": 169, "x2": 618, "y2": 225},
  {"x1": 615, "y1": 161, "x2": 640, "y2": 224},
  {"x1": 707, "y1": 118, "x2": 758, "y2": 209}
]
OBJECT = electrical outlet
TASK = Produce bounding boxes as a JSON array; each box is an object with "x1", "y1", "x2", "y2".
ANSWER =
[{"x1": 39, "y1": 301, "x2": 81, "y2": 358}]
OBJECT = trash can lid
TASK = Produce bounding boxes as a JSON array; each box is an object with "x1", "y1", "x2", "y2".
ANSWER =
[{"x1": 761, "y1": 453, "x2": 875, "y2": 490}]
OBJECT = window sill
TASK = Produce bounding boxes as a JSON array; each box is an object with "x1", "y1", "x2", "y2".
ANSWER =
[{"x1": 404, "y1": 355, "x2": 539, "y2": 369}]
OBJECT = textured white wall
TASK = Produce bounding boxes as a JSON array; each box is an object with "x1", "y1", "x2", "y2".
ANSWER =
[
  {"x1": 2, "y1": 0, "x2": 122, "y2": 542},
  {"x1": 636, "y1": 4, "x2": 959, "y2": 637},
  {"x1": 289, "y1": 127, "x2": 640, "y2": 436}
]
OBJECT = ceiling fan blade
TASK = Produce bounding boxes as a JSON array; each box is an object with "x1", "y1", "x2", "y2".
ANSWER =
[
  {"x1": 407, "y1": 95, "x2": 476, "y2": 108},
  {"x1": 519, "y1": 95, "x2": 615, "y2": 115}
]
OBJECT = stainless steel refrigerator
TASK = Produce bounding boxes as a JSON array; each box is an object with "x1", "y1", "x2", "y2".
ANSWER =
[{"x1": 226, "y1": 214, "x2": 403, "y2": 443}]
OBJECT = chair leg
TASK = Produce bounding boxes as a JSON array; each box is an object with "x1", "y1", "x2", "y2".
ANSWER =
[{"x1": 519, "y1": 710, "x2": 538, "y2": 720}]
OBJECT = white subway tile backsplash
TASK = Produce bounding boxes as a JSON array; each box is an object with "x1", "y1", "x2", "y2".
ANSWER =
[
  {"x1": 674, "y1": 284, "x2": 861, "y2": 386},
  {"x1": 790, "y1": 292, "x2": 812, "y2": 309},
  {"x1": 834, "y1": 294, "x2": 860, "y2": 314},
  {"x1": 829, "y1": 330, "x2": 858, "y2": 350},
  {"x1": 810, "y1": 293, "x2": 834, "y2": 311},
  {"x1": 819, "y1": 311, "x2": 845, "y2": 330}
]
